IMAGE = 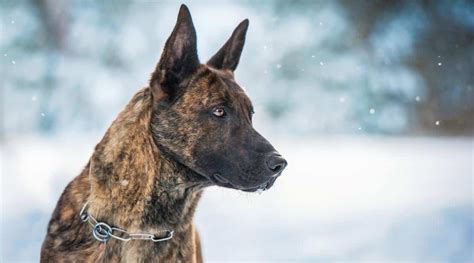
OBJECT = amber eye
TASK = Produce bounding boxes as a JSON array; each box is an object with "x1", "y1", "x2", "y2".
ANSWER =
[{"x1": 212, "y1": 107, "x2": 226, "y2": 117}]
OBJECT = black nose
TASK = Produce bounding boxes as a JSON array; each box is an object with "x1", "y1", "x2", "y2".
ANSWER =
[{"x1": 266, "y1": 154, "x2": 287, "y2": 174}]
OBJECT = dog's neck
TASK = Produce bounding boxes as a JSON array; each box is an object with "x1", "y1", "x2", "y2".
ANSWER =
[{"x1": 86, "y1": 88, "x2": 203, "y2": 234}]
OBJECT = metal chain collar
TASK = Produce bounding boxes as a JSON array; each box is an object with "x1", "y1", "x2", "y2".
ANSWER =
[{"x1": 79, "y1": 202, "x2": 174, "y2": 243}]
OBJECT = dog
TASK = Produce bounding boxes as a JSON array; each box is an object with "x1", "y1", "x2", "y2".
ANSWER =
[{"x1": 41, "y1": 4, "x2": 287, "y2": 262}]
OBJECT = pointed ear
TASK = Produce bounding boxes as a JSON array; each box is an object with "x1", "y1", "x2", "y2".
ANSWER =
[
  {"x1": 150, "y1": 5, "x2": 199, "y2": 102},
  {"x1": 207, "y1": 19, "x2": 249, "y2": 71}
]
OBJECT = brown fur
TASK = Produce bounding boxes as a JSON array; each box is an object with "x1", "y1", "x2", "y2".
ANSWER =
[
  {"x1": 41, "y1": 88, "x2": 204, "y2": 262},
  {"x1": 41, "y1": 5, "x2": 286, "y2": 262}
]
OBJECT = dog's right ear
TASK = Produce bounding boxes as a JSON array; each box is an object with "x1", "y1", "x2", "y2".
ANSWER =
[
  {"x1": 150, "y1": 5, "x2": 199, "y2": 102},
  {"x1": 207, "y1": 19, "x2": 249, "y2": 72}
]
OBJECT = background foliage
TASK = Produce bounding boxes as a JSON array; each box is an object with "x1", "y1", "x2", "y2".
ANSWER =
[{"x1": 2, "y1": 0, "x2": 472, "y2": 137}]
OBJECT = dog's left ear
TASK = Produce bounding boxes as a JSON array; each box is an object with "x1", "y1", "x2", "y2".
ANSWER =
[
  {"x1": 207, "y1": 19, "x2": 249, "y2": 71},
  {"x1": 150, "y1": 5, "x2": 199, "y2": 102}
]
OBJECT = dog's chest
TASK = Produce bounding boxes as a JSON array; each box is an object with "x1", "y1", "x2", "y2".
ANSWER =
[{"x1": 95, "y1": 233, "x2": 194, "y2": 262}]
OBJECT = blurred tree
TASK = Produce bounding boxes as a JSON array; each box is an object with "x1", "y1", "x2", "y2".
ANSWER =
[
  {"x1": 32, "y1": 0, "x2": 69, "y2": 132},
  {"x1": 1, "y1": 0, "x2": 472, "y2": 136},
  {"x1": 339, "y1": 0, "x2": 474, "y2": 134}
]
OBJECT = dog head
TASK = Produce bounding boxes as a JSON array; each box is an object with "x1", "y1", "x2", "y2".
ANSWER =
[{"x1": 150, "y1": 5, "x2": 287, "y2": 192}]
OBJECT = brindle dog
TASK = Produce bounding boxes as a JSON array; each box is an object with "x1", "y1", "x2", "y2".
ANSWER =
[{"x1": 41, "y1": 5, "x2": 287, "y2": 262}]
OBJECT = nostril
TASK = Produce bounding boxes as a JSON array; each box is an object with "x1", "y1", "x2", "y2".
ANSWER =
[
  {"x1": 273, "y1": 164, "x2": 282, "y2": 172},
  {"x1": 266, "y1": 155, "x2": 288, "y2": 173}
]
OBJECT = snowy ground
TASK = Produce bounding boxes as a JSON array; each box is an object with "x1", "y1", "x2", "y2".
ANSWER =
[{"x1": 1, "y1": 135, "x2": 472, "y2": 262}]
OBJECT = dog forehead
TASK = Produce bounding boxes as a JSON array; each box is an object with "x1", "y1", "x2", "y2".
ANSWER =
[
  {"x1": 190, "y1": 67, "x2": 240, "y2": 94},
  {"x1": 180, "y1": 66, "x2": 253, "y2": 112},
  {"x1": 207, "y1": 66, "x2": 234, "y2": 79},
  {"x1": 207, "y1": 69, "x2": 254, "y2": 114},
  {"x1": 205, "y1": 67, "x2": 248, "y2": 95},
  {"x1": 208, "y1": 69, "x2": 252, "y2": 107}
]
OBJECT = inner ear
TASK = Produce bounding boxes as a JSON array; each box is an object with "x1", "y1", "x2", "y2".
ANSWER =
[
  {"x1": 207, "y1": 19, "x2": 249, "y2": 71},
  {"x1": 150, "y1": 5, "x2": 200, "y2": 102}
]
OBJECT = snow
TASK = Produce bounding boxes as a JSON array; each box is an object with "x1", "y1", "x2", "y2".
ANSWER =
[{"x1": 1, "y1": 135, "x2": 472, "y2": 261}]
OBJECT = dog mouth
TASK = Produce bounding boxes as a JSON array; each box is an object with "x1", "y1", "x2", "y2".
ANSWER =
[
  {"x1": 210, "y1": 173, "x2": 277, "y2": 193},
  {"x1": 210, "y1": 173, "x2": 234, "y2": 188},
  {"x1": 241, "y1": 177, "x2": 277, "y2": 193}
]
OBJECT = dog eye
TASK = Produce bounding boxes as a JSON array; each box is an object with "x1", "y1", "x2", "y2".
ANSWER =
[{"x1": 212, "y1": 107, "x2": 226, "y2": 117}]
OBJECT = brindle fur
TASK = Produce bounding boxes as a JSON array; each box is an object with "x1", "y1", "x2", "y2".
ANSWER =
[{"x1": 42, "y1": 5, "x2": 286, "y2": 262}]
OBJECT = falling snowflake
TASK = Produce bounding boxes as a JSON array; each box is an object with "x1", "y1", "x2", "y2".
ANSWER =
[
  {"x1": 3, "y1": 53, "x2": 7, "y2": 57},
  {"x1": 369, "y1": 108, "x2": 375, "y2": 114},
  {"x1": 31, "y1": 96, "x2": 37, "y2": 101},
  {"x1": 437, "y1": 62, "x2": 442, "y2": 66},
  {"x1": 339, "y1": 97, "x2": 346, "y2": 103},
  {"x1": 11, "y1": 60, "x2": 15, "y2": 64},
  {"x1": 415, "y1": 96, "x2": 420, "y2": 102},
  {"x1": 276, "y1": 64, "x2": 282, "y2": 69},
  {"x1": 11, "y1": 20, "x2": 15, "y2": 24},
  {"x1": 319, "y1": 22, "x2": 323, "y2": 26},
  {"x1": 311, "y1": 55, "x2": 315, "y2": 58},
  {"x1": 435, "y1": 120, "x2": 440, "y2": 126},
  {"x1": 40, "y1": 113, "x2": 45, "y2": 117},
  {"x1": 319, "y1": 61, "x2": 324, "y2": 66}
]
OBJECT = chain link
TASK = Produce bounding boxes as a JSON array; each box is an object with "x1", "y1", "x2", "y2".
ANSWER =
[{"x1": 79, "y1": 202, "x2": 174, "y2": 243}]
